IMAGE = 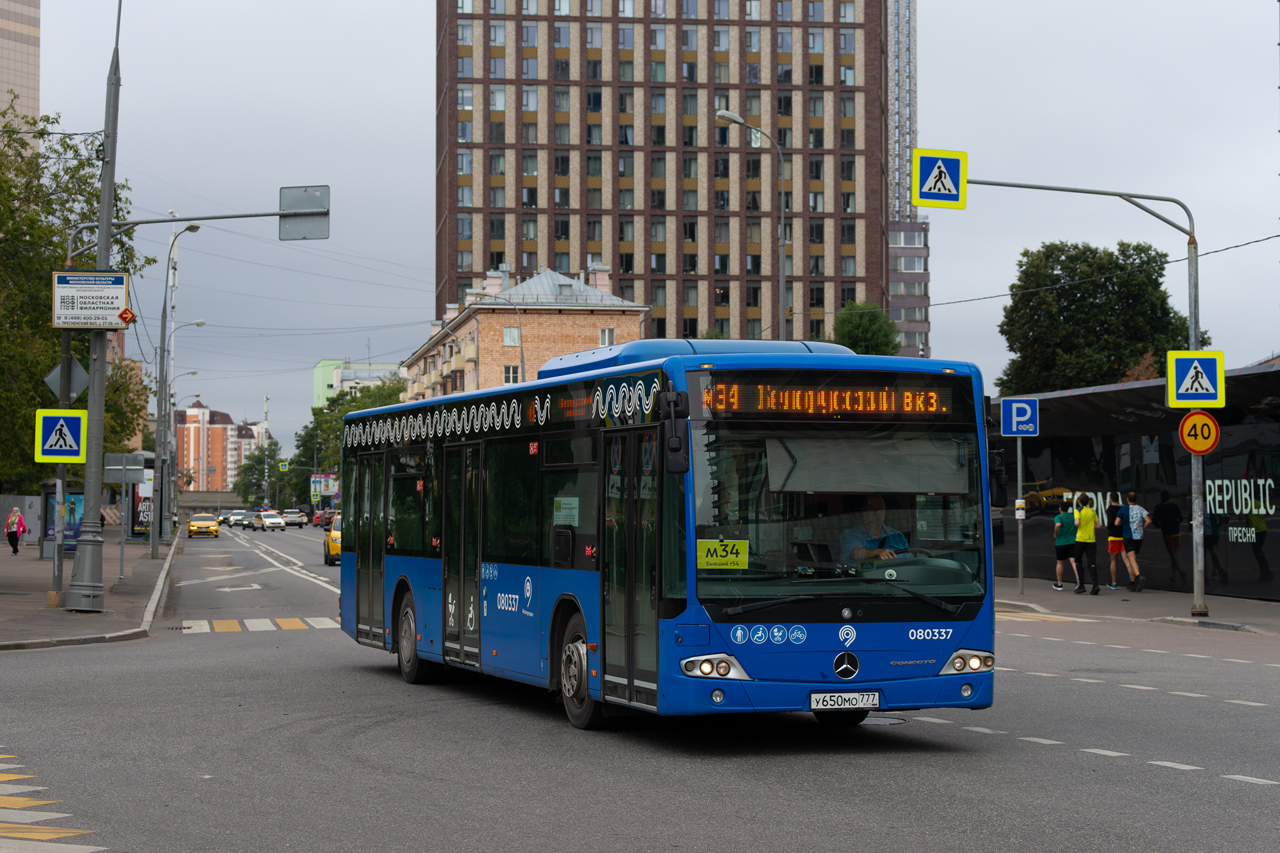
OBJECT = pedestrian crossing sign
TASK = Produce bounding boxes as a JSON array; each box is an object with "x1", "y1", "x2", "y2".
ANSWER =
[
  {"x1": 35, "y1": 408, "x2": 87, "y2": 463},
  {"x1": 1166, "y1": 350, "x2": 1225, "y2": 409},
  {"x1": 912, "y1": 148, "x2": 967, "y2": 209}
]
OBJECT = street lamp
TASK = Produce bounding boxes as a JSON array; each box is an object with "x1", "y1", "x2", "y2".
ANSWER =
[
  {"x1": 467, "y1": 289, "x2": 526, "y2": 382},
  {"x1": 716, "y1": 109, "x2": 788, "y2": 341}
]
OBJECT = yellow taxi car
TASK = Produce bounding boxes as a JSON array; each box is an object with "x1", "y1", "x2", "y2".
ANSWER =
[
  {"x1": 188, "y1": 513, "x2": 220, "y2": 538},
  {"x1": 322, "y1": 512, "x2": 341, "y2": 565}
]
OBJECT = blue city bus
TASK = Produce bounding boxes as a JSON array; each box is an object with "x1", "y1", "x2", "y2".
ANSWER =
[{"x1": 339, "y1": 340, "x2": 996, "y2": 728}]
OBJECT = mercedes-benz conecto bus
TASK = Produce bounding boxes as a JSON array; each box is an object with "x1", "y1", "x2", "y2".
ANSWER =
[{"x1": 339, "y1": 340, "x2": 996, "y2": 728}]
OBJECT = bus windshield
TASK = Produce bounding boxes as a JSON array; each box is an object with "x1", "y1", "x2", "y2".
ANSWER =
[{"x1": 691, "y1": 421, "x2": 987, "y2": 608}]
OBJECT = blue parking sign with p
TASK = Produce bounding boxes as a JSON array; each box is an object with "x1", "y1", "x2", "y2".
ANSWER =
[
  {"x1": 1001, "y1": 398, "x2": 1039, "y2": 438},
  {"x1": 35, "y1": 409, "x2": 87, "y2": 463}
]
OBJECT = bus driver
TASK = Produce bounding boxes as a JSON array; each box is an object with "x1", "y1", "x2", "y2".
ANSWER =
[{"x1": 840, "y1": 494, "x2": 911, "y2": 562}]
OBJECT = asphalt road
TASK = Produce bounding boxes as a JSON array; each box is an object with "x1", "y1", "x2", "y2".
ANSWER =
[{"x1": 2, "y1": 529, "x2": 1277, "y2": 852}]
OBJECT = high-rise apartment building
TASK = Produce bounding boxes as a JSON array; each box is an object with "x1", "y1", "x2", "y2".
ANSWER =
[
  {"x1": 885, "y1": 0, "x2": 930, "y2": 356},
  {"x1": 437, "y1": 0, "x2": 888, "y2": 343},
  {"x1": 174, "y1": 401, "x2": 272, "y2": 492},
  {"x1": 0, "y1": 0, "x2": 39, "y2": 121}
]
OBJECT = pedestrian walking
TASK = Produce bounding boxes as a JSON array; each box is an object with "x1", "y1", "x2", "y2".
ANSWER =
[
  {"x1": 1052, "y1": 501, "x2": 1079, "y2": 591},
  {"x1": 1104, "y1": 494, "x2": 1125, "y2": 589},
  {"x1": 1121, "y1": 491, "x2": 1153, "y2": 591},
  {"x1": 1072, "y1": 494, "x2": 1102, "y2": 595},
  {"x1": 1151, "y1": 490, "x2": 1185, "y2": 585},
  {"x1": 5, "y1": 507, "x2": 27, "y2": 555}
]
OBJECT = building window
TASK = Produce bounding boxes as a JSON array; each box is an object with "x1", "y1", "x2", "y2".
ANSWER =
[
  {"x1": 458, "y1": 151, "x2": 473, "y2": 175},
  {"x1": 457, "y1": 186, "x2": 474, "y2": 206},
  {"x1": 585, "y1": 216, "x2": 603, "y2": 242},
  {"x1": 890, "y1": 281, "x2": 927, "y2": 297},
  {"x1": 490, "y1": 57, "x2": 506, "y2": 77},
  {"x1": 490, "y1": 251, "x2": 505, "y2": 268},
  {"x1": 586, "y1": 24, "x2": 601, "y2": 48},
  {"x1": 682, "y1": 253, "x2": 697, "y2": 273},
  {"x1": 587, "y1": 60, "x2": 602, "y2": 79},
  {"x1": 808, "y1": 256, "x2": 824, "y2": 275},
  {"x1": 554, "y1": 123, "x2": 570, "y2": 143},
  {"x1": 841, "y1": 284, "x2": 857, "y2": 305},
  {"x1": 522, "y1": 215, "x2": 538, "y2": 240},
  {"x1": 650, "y1": 189, "x2": 667, "y2": 208},
  {"x1": 714, "y1": 283, "x2": 730, "y2": 306},
  {"x1": 586, "y1": 123, "x2": 602, "y2": 144},
  {"x1": 682, "y1": 217, "x2": 698, "y2": 242},
  {"x1": 600, "y1": 327, "x2": 616, "y2": 346},
  {"x1": 894, "y1": 256, "x2": 926, "y2": 272},
  {"x1": 522, "y1": 187, "x2": 538, "y2": 208},
  {"x1": 620, "y1": 253, "x2": 635, "y2": 272},
  {"x1": 840, "y1": 65, "x2": 855, "y2": 86},
  {"x1": 652, "y1": 282, "x2": 667, "y2": 305},
  {"x1": 808, "y1": 158, "x2": 824, "y2": 181},
  {"x1": 714, "y1": 253, "x2": 729, "y2": 274},
  {"x1": 682, "y1": 317, "x2": 698, "y2": 338},
  {"x1": 841, "y1": 192, "x2": 855, "y2": 213},
  {"x1": 714, "y1": 190, "x2": 729, "y2": 210},
  {"x1": 746, "y1": 284, "x2": 761, "y2": 307},
  {"x1": 554, "y1": 59, "x2": 570, "y2": 79},
  {"x1": 808, "y1": 64, "x2": 824, "y2": 85},
  {"x1": 504, "y1": 326, "x2": 520, "y2": 346},
  {"x1": 490, "y1": 121, "x2": 506, "y2": 143},
  {"x1": 618, "y1": 24, "x2": 634, "y2": 49},
  {"x1": 554, "y1": 252, "x2": 570, "y2": 272},
  {"x1": 522, "y1": 153, "x2": 539, "y2": 176},
  {"x1": 457, "y1": 215, "x2": 474, "y2": 240},
  {"x1": 839, "y1": 1, "x2": 855, "y2": 22},
  {"x1": 489, "y1": 214, "x2": 506, "y2": 239},
  {"x1": 458, "y1": 84, "x2": 474, "y2": 110},
  {"x1": 809, "y1": 284, "x2": 824, "y2": 307},
  {"x1": 900, "y1": 331, "x2": 928, "y2": 349},
  {"x1": 808, "y1": 128, "x2": 824, "y2": 149},
  {"x1": 808, "y1": 192, "x2": 824, "y2": 212},
  {"x1": 808, "y1": 29, "x2": 824, "y2": 52},
  {"x1": 890, "y1": 231, "x2": 926, "y2": 247},
  {"x1": 746, "y1": 254, "x2": 762, "y2": 274},
  {"x1": 554, "y1": 215, "x2": 570, "y2": 241},
  {"x1": 586, "y1": 188, "x2": 603, "y2": 208},
  {"x1": 490, "y1": 87, "x2": 507, "y2": 111},
  {"x1": 683, "y1": 62, "x2": 698, "y2": 82},
  {"x1": 841, "y1": 220, "x2": 856, "y2": 244},
  {"x1": 840, "y1": 256, "x2": 855, "y2": 276},
  {"x1": 808, "y1": 220, "x2": 824, "y2": 244},
  {"x1": 809, "y1": 318, "x2": 824, "y2": 340},
  {"x1": 651, "y1": 253, "x2": 667, "y2": 272},
  {"x1": 504, "y1": 366, "x2": 520, "y2": 385},
  {"x1": 457, "y1": 250, "x2": 472, "y2": 271},
  {"x1": 682, "y1": 190, "x2": 698, "y2": 210},
  {"x1": 457, "y1": 121, "x2": 472, "y2": 142},
  {"x1": 458, "y1": 57, "x2": 473, "y2": 77},
  {"x1": 554, "y1": 151, "x2": 570, "y2": 176},
  {"x1": 745, "y1": 0, "x2": 761, "y2": 19},
  {"x1": 650, "y1": 219, "x2": 666, "y2": 241}
]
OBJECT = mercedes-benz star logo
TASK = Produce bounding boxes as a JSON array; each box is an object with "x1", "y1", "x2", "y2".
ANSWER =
[{"x1": 833, "y1": 652, "x2": 860, "y2": 680}]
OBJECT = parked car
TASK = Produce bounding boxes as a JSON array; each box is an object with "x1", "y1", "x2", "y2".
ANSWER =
[
  {"x1": 228, "y1": 510, "x2": 248, "y2": 529},
  {"x1": 280, "y1": 509, "x2": 306, "y2": 528},
  {"x1": 322, "y1": 512, "x2": 342, "y2": 565},
  {"x1": 188, "y1": 513, "x2": 220, "y2": 538},
  {"x1": 250, "y1": 511, "x2": 286, "y2": 532},
  {"x1": 312, "y1": 509, "x2": 330, "y2": 528}
]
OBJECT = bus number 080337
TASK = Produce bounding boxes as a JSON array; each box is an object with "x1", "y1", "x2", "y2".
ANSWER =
[{"x1": 908, "y1": 628, "x2": 953, "y2": 640}]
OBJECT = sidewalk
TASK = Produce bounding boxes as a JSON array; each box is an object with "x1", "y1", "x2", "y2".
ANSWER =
[
  {"x1": 0, "y1": 535, "x2": 174, "y2": 651},
  {"x1": 995, "y1": 575, "x2": 1280, "y2": 637}
]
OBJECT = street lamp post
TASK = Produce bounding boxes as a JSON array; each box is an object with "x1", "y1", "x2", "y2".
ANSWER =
[
  {"x1": 151, "y1": 310, "x2": 203, "y2": 558},
  {"x1": 716, "y1": 110, "x2": 787, "y2": 341},
  {"x1": 466, "y1": 289, "x2": 526, "y2": 382}
]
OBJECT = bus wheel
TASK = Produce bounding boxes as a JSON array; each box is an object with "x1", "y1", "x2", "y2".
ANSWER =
[
  {"x1": 813, "y1": 709, "x2": 871, "y2": 728},
  {"x1": 398, "y1": 594, "x2": 444, "y2": 685},
  {"x1": 560, "y1": 612, "x2": 604, "y2": 730}
]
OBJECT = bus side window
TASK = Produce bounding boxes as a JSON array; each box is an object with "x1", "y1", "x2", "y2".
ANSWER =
[
  {"x1": 483, "y1": 438, "x2": 540, "y2": 565},
  {"x1": 661, "y1": 471, "x2": 687, "y2": 602},
  {"x1": 542, "y1": 468, "x2": 598, "y2": 571}
]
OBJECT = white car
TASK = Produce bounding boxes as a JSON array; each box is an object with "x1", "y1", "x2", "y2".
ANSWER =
[
  {"x1": 251, "y1": 511, "x2": 286, "y2": 532},
  {"x1": 280, "y1": 509, "x2": 306, "y2": 528}
]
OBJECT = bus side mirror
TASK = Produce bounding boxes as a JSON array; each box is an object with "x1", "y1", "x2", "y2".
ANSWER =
[
  {"x1": 659, "y1": 386, "x2": 690, "y2": 474},
  {"x1": 989, "y1": 448, "x2": 1008, "y2": 507}
]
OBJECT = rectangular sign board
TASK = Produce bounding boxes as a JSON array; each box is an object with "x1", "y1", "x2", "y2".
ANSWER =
[
  {"x1": 1166, "y1": 350, "x2": 1225, "y2": 408},
  {"x1": 912, "y1": 148, "x2": 967, "y2": 209},
  {"x1": 1000, "y1": 398, "x2": 1039, "y2": 437},
  {"x1": 52, "y1": 271, "x2": 130, "y2": 329},
  {"x1": 35, "y1": 409, "x2": 87, "y2": 463}
]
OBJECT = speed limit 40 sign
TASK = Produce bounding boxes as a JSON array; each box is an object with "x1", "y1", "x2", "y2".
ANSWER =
[{"x1": 1178, "y1": 410, "x2": 1219, "y2": 456}]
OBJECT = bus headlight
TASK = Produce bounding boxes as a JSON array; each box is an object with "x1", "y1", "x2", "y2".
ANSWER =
[
  {"x1": 940, "y1": 650, "x2": 994, "y2": 675},
  {"x1": 680, "y1": 654, "x2": 750, "y2": 680}
]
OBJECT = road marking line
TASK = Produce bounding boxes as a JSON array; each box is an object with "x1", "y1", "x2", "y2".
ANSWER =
[
  {"x1": 912, "y1": 717, "x2": 953, "y2": 724},
  {"x1": 243, "y1": 619, "x2": 277, "y2": 632},
  {"x1": 176, "y1": 566, "x2": 282, "y2": 586},
  {"x1": 304, "y1": 617, "x2": 339, "y2": 629},
  {"x1": 1222, "y1": 775, "x2": 1279, "y2": 785},
  {"x1": 1081, "y1": 749, "x2": 1129, "y2": 757},
  {"x1": 1169, "y1": 692, "x2": 1208, "y2": 698},
  {"x1": 1141, "y1": 649, "x2": 1170, "y2": 654},
  {"x1": 1043, "y1": 637, "x2": 1064, "y2": 642},
  {"x1": 1072, "y1": 678, "x2": 1106, "y2": 683},
  {"x1": 0, "y1": 820, "x2": 93, "y2": 840},
  {"x1": 1181, "y1": 653, "x2": 1212, "y2": 658},
  {"x1": 1006, "y1": 633, "x2": 1031, "y2": 637},
  {"x1": 994, "y1": 666, "x2": 1018, "y2": 671},
  {"x1": 1025, "y1": 672, "x2": 1059, "y2": 677},
  {"x1": 1071, "y1": 641, "x2": 1097, "y2": 645},
  {"x1": 181, "y1": 620, "x2": 209, "y2": 634},
  {"x1": 1120, "y1": 685, "x2": 1158, "y2": 690},
  {"x1": 0, "y1": 787, "x2": 46, "y2": 796},
  {"x1": 275, "y1": 618, "x2": 308, "y2": 630},
  {"x1": 963, "y1": 727, "x2": 1005, "y2": 734},
  {"x1": 0, "y1": 777, "x2": 33, "y2": 784},
  {"x1": 1223, "y1": 659, "x2": 1253, "y2": 664},
  {"x1": 0, "y1": 797, "x2": 58, "y2": 809},
  {"x1": 211, "y1": 620, "x2": 241, "y2": 633},
  {"x1": 1149, "y1": 761, "x2": 1202, "y2": 771},
  {"x1": 0, "y1": 766, "x2": 21, "y2": 772},
  {"x1": 1224, "y1": 700, "x2": 1267, "y2": 707},
  {"x1": 0, "y1": 807, "x2": 73, "y2": 823},
  {"x1": 1267, "y1": 664, "x2": 1280, "y2": 668},
  {"x1": 1019, "y1": 737, "x2": 1063, "y2": 745},
  {"x1": 1103, "y1": 644, "x2": 1130, "y2": 649}
]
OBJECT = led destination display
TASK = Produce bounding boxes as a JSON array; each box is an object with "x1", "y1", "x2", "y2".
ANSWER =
[{"x1": 698, "y1": 371, "x2": 969, "y2": 421}]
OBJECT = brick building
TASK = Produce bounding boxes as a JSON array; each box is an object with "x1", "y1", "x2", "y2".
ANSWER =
[
  {"x1": 402, "y1": 267, "x2": 649, "y2": 398},
  {"x1": 436, "y1": 0, "x2": 889, "y2": 346},
  {"x1": 173, "y1": 400, "x2": 273, "y2": 492}
]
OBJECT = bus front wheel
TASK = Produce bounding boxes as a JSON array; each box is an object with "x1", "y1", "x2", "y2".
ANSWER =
[
  {"x1": 560, "y1": 612, "x2": 604, "y2": 729},
  {"x1": 398, "y1": 593, "x2": 445, "y2": 685}
]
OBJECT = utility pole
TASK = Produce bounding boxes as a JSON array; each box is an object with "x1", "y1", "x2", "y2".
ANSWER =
[
  {"x1": 65, "y1": 1, "x2": 123, "y2": 611},
  {"x1": 263, "y1": 395, "x2": 270, "y2": 507}
]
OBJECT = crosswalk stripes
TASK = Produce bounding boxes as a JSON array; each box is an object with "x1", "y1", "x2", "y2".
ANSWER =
[
  {"x1": 995, "y1": 611, "x2": 1098, "y2": 623},
  {"x1": 0, "y1": 751, "x2": 102, "y2": 852},
  {"x1": 181, "y1": 617, "x2": 340, "y2": 634}
]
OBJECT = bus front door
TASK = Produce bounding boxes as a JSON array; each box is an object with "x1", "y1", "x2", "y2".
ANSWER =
[
  {"x1": 355, "y1": 453, "x2": 385, "y2": 645},
  {"x1": 443, "y1": 444, "x2": 482, "y2": 667},
  {"x1": 601, "y1": 428, "x2": 660, "y2": 710}
]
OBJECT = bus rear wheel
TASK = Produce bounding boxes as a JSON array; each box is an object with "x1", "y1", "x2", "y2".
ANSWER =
[
  {"x1": 813, "y1": 709, "x2": 870, "y2": 728},
  {"x1": 560, "y1": 612, "x2": 604, "y2": 730},
  {"x1": 398, "y1": 593, "x2": 445, "y2": 685}
]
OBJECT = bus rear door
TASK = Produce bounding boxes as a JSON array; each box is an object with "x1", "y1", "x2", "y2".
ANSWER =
[
  {"x1": 355, "y1": 453, "x2": 385, "y2": 645},
  {"x1": 443, "y1": 443, "x2": 482, "y2": 667}
]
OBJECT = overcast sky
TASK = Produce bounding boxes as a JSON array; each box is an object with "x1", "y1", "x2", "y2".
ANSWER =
[{"x1": 41, "y1": 1, "x2": 1276, "y2": 456}]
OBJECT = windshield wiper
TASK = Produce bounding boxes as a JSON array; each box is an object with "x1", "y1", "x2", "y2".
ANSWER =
[
  {"x1": 790, "y1": 576, "x2": 960, "y2": 615},
  {"x1": 723, "y1": 594, "x2": 816, "y2": 616}
]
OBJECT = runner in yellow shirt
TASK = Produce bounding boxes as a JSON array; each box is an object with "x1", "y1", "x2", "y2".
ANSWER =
[{"x1": 1073, "y1": 494, "x2": 1102, "y2": 595}]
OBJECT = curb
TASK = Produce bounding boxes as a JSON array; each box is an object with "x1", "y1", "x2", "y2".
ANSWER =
[
  {"x1": 0, "y1": 540, "x2": 178, "y2": 652},
  {"x1": 1149, "y1": 616, "x2": 1276, "y2": 637},
  {"x1": 995, "y1": 598, "x2": 1050, "y2": 614}
]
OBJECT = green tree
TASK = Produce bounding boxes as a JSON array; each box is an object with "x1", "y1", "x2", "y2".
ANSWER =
[
  {"x1": 233, "y1": 440, "x2": 286, "y2": 507},
  {"x1": 286, "y1": 379, "x2": 407, "y2": 499},
  {"x1": 832, "y1": 301, "x2": 901, "y2": 356},
  {"x1": 0, "y1": 96, "x2": 154, "y2": 494},
  {"x1": 996, "y1": 241, "x2": 1206, "y2": 396}
]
